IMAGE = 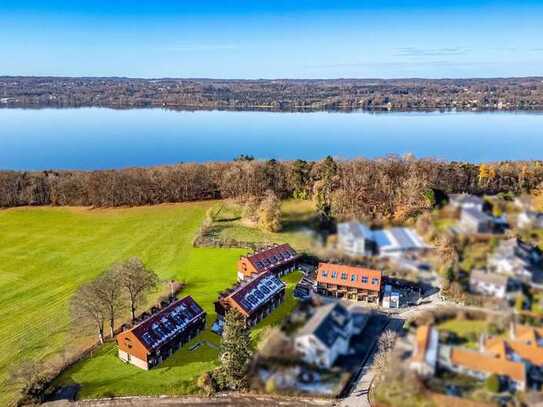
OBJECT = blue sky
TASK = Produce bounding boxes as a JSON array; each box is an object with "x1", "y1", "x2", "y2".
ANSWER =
[{"x1": 1, "y1": 1, "x2": 542, "y2": 78}]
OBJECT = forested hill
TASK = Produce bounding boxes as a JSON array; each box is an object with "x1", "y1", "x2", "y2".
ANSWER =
[
  {"x1": 2, "y1": 157, "x2": 543, "y2": 223},
  {"x1": 1, "y1": 76, "x2": 543, "y2": 111}
]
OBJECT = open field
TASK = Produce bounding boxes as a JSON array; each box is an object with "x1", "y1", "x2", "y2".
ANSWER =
[
  {"x1": 208, "y1": 199, "x2": 319, "y2": 251},
  {"x1": 55, "y1": 271, "x2": 303, "y2": 399},
  {"x1": 0, "y1": 203, "x2": 303, "y2": 405}
]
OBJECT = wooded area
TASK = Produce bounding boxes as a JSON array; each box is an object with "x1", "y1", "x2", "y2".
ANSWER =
[
  {"x1": 2, "y1": 157, "x2": 543, "y2": 223},
  {"x1": 2, "y1": 76, "x2": 543, "y2": 111}
]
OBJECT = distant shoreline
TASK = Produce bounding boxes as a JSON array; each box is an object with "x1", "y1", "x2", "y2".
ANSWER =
[{"x1": 2, "y1": 76, "x2": 543, "y2": 113}]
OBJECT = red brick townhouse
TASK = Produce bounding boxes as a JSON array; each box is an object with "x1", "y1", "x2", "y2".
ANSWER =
[
  {"x1": 237, "y1": 243, "x2": 301, "y2": 280},
  {"x1": 214, "y1": 271, "x2": 285, "y2": 330},
  {"x1": 315, "y1": 263, "x2": 382, "y2": 302},
  {"x1": 116, "y1": 296, "x2": 206, "y2": 370}
]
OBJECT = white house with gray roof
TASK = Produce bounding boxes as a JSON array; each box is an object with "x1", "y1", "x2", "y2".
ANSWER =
[
  {"x1": 449, "y1": 194, "x2": 485, "y2": 212},
  {"x1": 337, "y1": 222, "x2": 376, "y2": 256},
  {"x1": 294, "y1": 302, "x2": 353, "y2": 369}
]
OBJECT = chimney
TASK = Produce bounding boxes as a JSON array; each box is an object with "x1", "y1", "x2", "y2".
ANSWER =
[{"x1": 479, "y1": 333, "x2": 486, "y2": 352}]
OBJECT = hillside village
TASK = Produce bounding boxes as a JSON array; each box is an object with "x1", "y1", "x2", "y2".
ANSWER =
[{"x1": 13, "y1": 187, "x2": 539, "y2": 407}]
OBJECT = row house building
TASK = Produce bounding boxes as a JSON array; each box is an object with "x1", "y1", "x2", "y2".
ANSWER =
[
  {"x1": 237, "y1": 243, "x2": 300, "y2": 280},
  {"x1": 214, "y1": 270, "x2": 286, "y2": 332},
  {"x1": 116, "y1": 296, "x2": 206, "y2": 370},
  {"x1": 314, "y1": 263, "x2": 382, "y2": 302}
]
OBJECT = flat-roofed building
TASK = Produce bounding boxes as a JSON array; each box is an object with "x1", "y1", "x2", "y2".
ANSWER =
[
  {"x1": 373, "y1": 227, "x2": 428, "y2": 257},
  {"x1": 214, "y1": 271, "x2": 285, "y2": 330},
  {"x1": 237, "y1": 243, "x2": 300, "y2": 280},
  {"x1": 116, "y1": 296, "x2": 206, "y2": 370},
  {"x1": 315, "y1": 262, "x2": 382, "y2": 302}
]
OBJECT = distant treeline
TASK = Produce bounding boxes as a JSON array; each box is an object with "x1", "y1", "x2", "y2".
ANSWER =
[
  {"x1": 1, "y1": 157, "x2": 542, "y2": 222},
  {"x1": 2, "y1": 76, "x2": 543, "y2": 111}
]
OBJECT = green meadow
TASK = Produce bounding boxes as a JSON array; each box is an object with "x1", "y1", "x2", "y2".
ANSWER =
[{"x1": 0, "y1": 203, "x2": 302, "y2": 404}]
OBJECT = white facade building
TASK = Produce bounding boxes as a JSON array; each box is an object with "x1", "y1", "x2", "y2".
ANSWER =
[{"x1": 294, "y1": 302, "x2": 354, "y2": 369}]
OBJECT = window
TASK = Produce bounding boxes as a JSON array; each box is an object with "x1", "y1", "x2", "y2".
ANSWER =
[
  {"x1": 371, "y1": 278, "x2": 379, "y2": 285},
  {"x1": 351, "y1": 274, "x2": 357, "y2": 282},
  {"x1": 331, "y1": 271, "x2": 337, "y2": 279},
  {"x1": 341, "y1": 272, "x2": 348, "y2": 280},
  {"x1": 322, "y1": 271, "x2": 328, "y2": 277},
  {"x1": 361, "y1": 276, "x2": 368, "y2": 284}
]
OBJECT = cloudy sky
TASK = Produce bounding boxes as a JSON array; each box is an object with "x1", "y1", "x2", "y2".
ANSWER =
[{"x1": 1, "y1": 0, "x2": 542, "y2": 78}]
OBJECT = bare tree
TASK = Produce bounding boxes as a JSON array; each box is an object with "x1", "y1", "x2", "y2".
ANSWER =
[
  {"x1": 116, "y1": 257, "x2": 159, "y2": 322},
  {"x1": 70, "y1": 279, "x2": 107, "y2": 343},
  {"x1": 95, "y1": 269, "x2": 124, "y2": 337},
  {"x1": 8, "y1": 359, "x2": 48, "y2": 405}
]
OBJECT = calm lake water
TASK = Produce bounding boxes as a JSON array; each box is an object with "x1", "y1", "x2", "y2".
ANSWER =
[{"x1": 0, "y1": 108, "x2": 542, "y2": 170}]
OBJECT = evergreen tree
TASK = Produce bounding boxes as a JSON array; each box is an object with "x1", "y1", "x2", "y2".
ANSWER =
[{"x1": 217, "y1": 309, "x2": 253, "y2": 391}]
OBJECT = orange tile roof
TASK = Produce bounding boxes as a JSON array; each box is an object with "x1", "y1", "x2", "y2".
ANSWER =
[
  {"x1": 316, "y1": 263, "x2": 382, "y2": 293},
  {"x1": 413, "y1": 325, "x2": 432, "y2": 363},
  {"x1": 485, "y1": 336, "x2": 543, "y2": 366},
  {"x1": 513, "y1": 324, "x2": 543, "y2": 344},
  {"x1": 450, "y1": 348, "x2": 525, "y2": 383}
]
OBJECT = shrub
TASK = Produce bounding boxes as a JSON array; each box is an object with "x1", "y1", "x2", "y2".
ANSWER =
[{"x1": 485, "y1": 374, "x2": 501, "y2": 393}]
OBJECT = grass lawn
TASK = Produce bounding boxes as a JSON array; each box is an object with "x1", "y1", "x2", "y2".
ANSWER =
[
  {"x1": 56, "y1": 270, "x2": 303, "y2": 400},
  {"x1": 437, "y1": 318, "x2": 489, "y2": 348},
  {"x1": 0, "y1": 202, "x2": 304, "y2": 404},
  {"x1": 210, "y1": 199, "x2": 318, "y2": 251},
  {"x1": 0, "y1": 203, "x2": 249, "y2": 405}
]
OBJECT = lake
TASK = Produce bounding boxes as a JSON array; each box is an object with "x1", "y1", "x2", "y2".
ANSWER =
[{"x1": 1, "y1": 108, "x2": 542, "y2": 170}]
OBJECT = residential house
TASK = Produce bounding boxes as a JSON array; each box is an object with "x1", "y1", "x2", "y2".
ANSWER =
[
  {"x1": 443, "y1": 347, "x2": 526, "y2": 391},
  {"x1": 459, "y1": 208, "x2": 495, "y2": 234},
  {"x1": 116, "y1": 296, "x2": 206, "y2": 370},
  {"x1": 410, "y1": 325, "x2": 439, "y2": 378},
  {"x1": 449, "y1": 193, "x2": 485, "y2": 212},
  {"x1": 294, "y1": 302, "x2": 354, "y2": 369},
  {"x1": 469, "y1": 269, "x2": 518, "y2": 299},
  {"x1": 314, "y1": 263, "x2": 382, "y2": 302},
  {"x1": 517, "y1": 211, "x2": 543, "y2": 229},
  {"x1": 488, "y1": 238, "x2": 542, "y2": 281},
  {"x1": 337, "y1": 222, "x2": 376, "y2": 256},
  {"x1": 237, "y1": 243, "x2": 300, "y2": 280},
  {"x1": 214, "y1": 271, "x2": 285, "y2": 331}
]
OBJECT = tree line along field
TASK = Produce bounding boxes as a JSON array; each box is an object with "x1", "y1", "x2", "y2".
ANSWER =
[{"x1": 0, "y1": 202, "x2": 304, "y2": 405}]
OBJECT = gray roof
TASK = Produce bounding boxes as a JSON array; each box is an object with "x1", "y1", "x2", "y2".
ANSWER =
[
  {"x1": 298, "y1": 302, "x2": 351, "y2": 348},
  {"x1": 462, "y1": 208, "x2": 492, "y2": 223},
  {"x1": 470, "y1": 269, "x2": 508, "y2": 287},
  {"x1": 450, "y1": 194, "x2": 484, "y2": 206},
  {"x1": 339, "y1": 222, "x2": 373, "y2": 240}
]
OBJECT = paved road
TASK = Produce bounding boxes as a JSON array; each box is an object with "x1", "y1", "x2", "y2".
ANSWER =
[
  {"x1": 339, "y1": 317, "x2": 405, "y2": 407},
  {"x1": 44, "y1": 395, "x2": 334, "y2": 407}
]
